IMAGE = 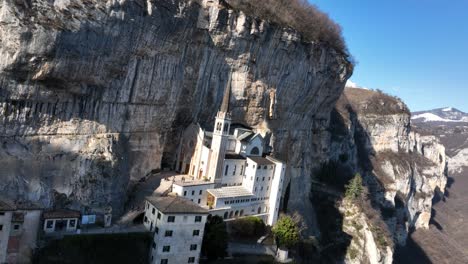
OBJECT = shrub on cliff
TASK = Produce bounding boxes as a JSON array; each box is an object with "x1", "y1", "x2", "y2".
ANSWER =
[
  {"x1": 226, "y1": 0, "x2": 349, "y2": 56},
  {"x1": 345, "y1": 173, "x2": 364, "y2": 200}
]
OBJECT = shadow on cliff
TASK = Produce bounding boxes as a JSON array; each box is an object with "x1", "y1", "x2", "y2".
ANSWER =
[
  {"x1": 309, "y1": 103, "x2": 434, "y2": 263},
  {"x1": 348, "y1": 106, "x2": 434, "y2": 263}
]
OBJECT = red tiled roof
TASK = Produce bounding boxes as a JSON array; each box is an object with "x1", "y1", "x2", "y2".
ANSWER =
[{"x1": 43, "y1": 209, "x2": 81, "y2": 219}]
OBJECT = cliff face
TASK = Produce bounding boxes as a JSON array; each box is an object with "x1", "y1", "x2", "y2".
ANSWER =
[
  {"x1": 0, "y1": 0, "x2": 351, "y2": 215},
  {"x1": 321, "y1": 88, "x2": 447, "y2": 262}
]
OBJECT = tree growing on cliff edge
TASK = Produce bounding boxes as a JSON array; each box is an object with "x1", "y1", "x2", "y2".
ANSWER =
[
  {"x1": 272, "y1": 214, "x2": 302, "y2": 250},
  {"x1": 345, "y1": 173, "x2": 364, "y2": 200}
]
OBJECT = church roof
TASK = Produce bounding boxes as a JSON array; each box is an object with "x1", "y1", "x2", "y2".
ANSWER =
[
  {"x1": 225, "y1": 153, "x2": 246, "y2": 160},
  {"x1": 146, "y1": 196, "x2": 208, "y2": 214},
  {"x1": 207, "y1": 186, "x2": 254, "y2": 199},
  {"x1": 247, "y1": 156, "x2": 275, "y2": 165}
]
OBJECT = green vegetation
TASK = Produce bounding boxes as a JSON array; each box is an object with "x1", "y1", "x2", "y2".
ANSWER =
[
  {"x1": 226, "y1": 0, "x2": 350, "y2": 58},
  {"x1": 272, "y1": 214, "x2": 301, "y2": 249},
  {"x1": 33, "y1": 233, "x2": 151, "y2": 264},
  {"x1": 348, "y1": 247, "x2": 359, "y2": 260},
  {"x1": 345, "y1": 174, "x2": 364, "y2": 200},
  {"x1": 371, "y1": 226, "x2": 390, "y2": 248},
  {"x1": 202, "y1": 216, "x2": 229, "y2": 260},
  {"x1": 230, "y1": 216, "x2": 266, "y2": 239}
]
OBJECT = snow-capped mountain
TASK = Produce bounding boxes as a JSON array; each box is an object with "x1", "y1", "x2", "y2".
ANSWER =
[{"x1": 412, "y1": 107, "x2": 468, "y2": 123}]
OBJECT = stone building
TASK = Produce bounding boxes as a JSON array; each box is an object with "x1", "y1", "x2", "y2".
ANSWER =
[
  {"x1": 0, "y1": 198, "x2": 42, "y2": 263},
  {"x1": 42, "y1": 209, "x2": 80, "y2": 234},
  {"x1": 144, "y1": 196, "x2": 208, "y2": 264},
  {"x1": 174, "y1": 75, "x2": 286, "y2": 225}
]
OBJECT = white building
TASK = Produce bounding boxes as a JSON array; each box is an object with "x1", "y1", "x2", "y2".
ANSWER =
[
  {"x1": 144, "y1": 195, "x2": 208, "y2": 264},
  {"x1": 174, "y1": 73, "x2": 286, "y2": 226},
  {"x1": 42, "y1": 209, "x2": 80, "y2": 234},
  {"x1": 0, "y1": 198, "x2": 42, "y2": 263}
]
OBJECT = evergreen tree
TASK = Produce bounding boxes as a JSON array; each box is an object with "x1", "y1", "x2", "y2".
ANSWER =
[
  {"x1": 201, "y1": 215, "x2": 228, "y2": 260},
  {"x1": 345, "y1": 173, "x2": 364, "y2": 200},
  {"x1": 272, "y1": 215, "x2": 300, "y2": 249}
]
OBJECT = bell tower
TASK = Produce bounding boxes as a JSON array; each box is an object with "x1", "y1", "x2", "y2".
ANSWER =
[{"x1": 208, "y1": 73, "x2": 232, "y2": 187}]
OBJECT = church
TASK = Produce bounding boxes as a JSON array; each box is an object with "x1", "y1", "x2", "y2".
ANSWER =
[{"x1": 173, "y1": 75, "x2": 286, "y2": 226}]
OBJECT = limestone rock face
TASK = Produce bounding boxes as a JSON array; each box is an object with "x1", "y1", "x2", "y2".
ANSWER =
[
  {"x1": 328, "y1": 88, "x2": 447, "y2": 249},
  {"x1": 340, "y1": 201, "x2": 393, "y2": 264},
  {"x1": 0, "y1": 0, "x2": 352, "y2": 215}
]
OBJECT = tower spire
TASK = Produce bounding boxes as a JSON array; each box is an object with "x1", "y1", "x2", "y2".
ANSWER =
[{"x1": 220, "y1": 72, "x2": 231, "y2": 113}]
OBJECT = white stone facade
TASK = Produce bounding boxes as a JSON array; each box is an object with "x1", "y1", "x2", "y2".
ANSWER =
[
  {"x1": 144, "y1": 196, "x2": 208, "y2": 264},
  {"x1": 174, "y1": 83, "x2": 286, "y2": 226}
]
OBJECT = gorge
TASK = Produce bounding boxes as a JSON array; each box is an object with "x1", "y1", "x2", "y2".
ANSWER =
[{"x1": 0, "y1": 0, "x2": 447, "y2": 263}]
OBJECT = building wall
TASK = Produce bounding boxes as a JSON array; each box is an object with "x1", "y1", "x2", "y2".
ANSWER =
[
  {"x1": 244, "y1": 137, "x2": 263, "y2": 156},
  {"x1": 172, "y1": 184, "x2": 214, "y2": 207},
  {"x1": 144, "y1": 205, "x2": 207, "y2": 264},
  {"x1": 0, "y1": 211, "x2": 13, "y2": 264},
  {"x1": 220, "y1": 159, "x2": 245, "y2": 186},
  {"x1": 15, "y1": 210, "x2": 41, "y2": 263},
  {"x1": 267, "y1": 157, "x2": 286, "y2": 225}
]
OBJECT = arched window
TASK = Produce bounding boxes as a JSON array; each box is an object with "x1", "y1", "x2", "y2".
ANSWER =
[
  {"x1": 240, "y1": 210, "x2": 244, "y2": 216},
  {"x1": 224, "y1": 212, "x2": 228, "y2": 219},
  {"x1": 235, "y1": 211, "x2": 239, "y2": 217},
  {"x1": 250, "y1": 147, "x2": 260, "y2": 155},
  {"x1": 229, "y1": 211, "x2": 234, "y2": 218},
  {"x1": 257, "y1": 207, "x2": 261, "y2": 214}
]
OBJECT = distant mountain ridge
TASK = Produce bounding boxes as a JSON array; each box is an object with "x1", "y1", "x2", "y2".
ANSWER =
[{"x1": 412, "y1": 107, "x2": 468, "y2": 123}]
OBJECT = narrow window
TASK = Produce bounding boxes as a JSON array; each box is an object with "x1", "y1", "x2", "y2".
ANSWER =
[
  {"x1": 152, "y1": 242, "x2": 156, "y2": 249},
  {"x1": 240, "y1": 165, "x2": 244, "y2": 175},
  {"x1": 233, "y1": 165, "x2": 236, "y2": 175},
  {"x1": 195, "y1": 216, "x2": 202, "y2": 222},
  {"x1": 198, "y1": 199, "x2": 201, "y2": 204},
  {"x1": 168, "y1": 216, "x2": 175, "y2": 222},
  {"x1": 192, "y1": 190, "x2": 195, "y2": 195},
  {"x1": 46, "y1": 220, "x2": 53, "y2": 229},
  {"x1": 225, "y1": 165, "x2": 229, "y2": 176},
  {"x1": 0, "y1": 224, "x2": 3, "y2": 231},
  {"x1": 199, "y1": 190, "x2": 202, "y2": 195},
  {"x1": 155, "y1": 227, "x2": 159, "y2": 234},
  {"x1": 188, "y1": 257, "x2": 195, "y2": 263},
  {"x1": 184, "y1": 191, "x2": 187, "y2": 196},
  {"x1": 157, "y1": 212, "x2": 161, "y2": 219},
  {"x1": 152, "y1": 208, "x2": 156, "y2": 215}
]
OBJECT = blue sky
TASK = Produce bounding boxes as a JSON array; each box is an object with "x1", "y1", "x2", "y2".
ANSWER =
[{"x1": 311, "y1": 0, "x2": 468, "y2": 112}]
